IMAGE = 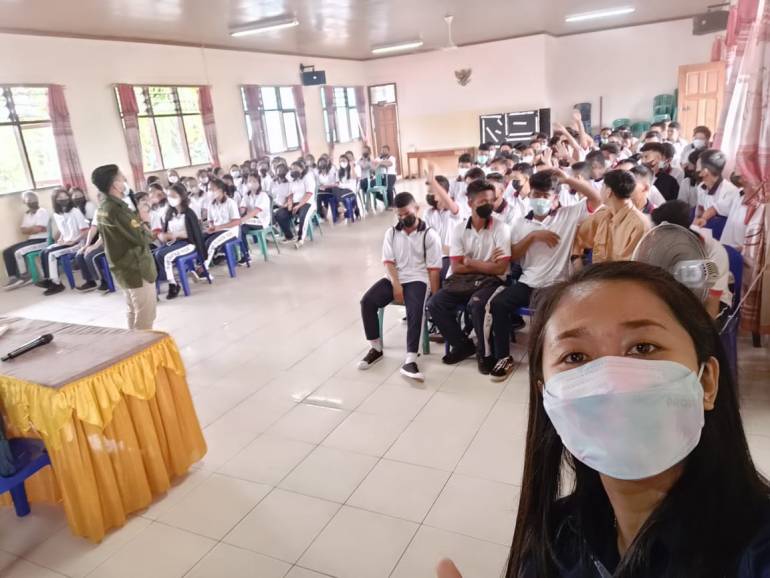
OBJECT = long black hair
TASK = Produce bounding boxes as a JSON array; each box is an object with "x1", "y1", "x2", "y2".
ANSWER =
[
  {"x1": 52, "y1": 188, "x2": 72, "y2": 214},
  {"x1": 507, "y1": 261, "x2": 770, "y2": 578},
  {"x1": 165, "y1": 183, "x2": 190, "y2": 222}
]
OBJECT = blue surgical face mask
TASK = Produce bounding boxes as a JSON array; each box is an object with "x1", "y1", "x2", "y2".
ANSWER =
[
  {"x1": 542, "y1": 356, "x2": 706, "y2": 480},
  {"x1": 477, "y1": 155, "x2": 489, "y2": 165},
  {"x1": 530, "y1": 197, "x2": 552, "y2": 217}
]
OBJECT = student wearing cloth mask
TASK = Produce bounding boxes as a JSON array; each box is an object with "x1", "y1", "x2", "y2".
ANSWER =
[
  {"x1": 584, "y1": 150, "x2": 608, "y2": 192},
  {"x1": 274, "y1": 160, "x2": 316, "y2": 248},
  {"x1": 2, "y1": 191, "x2": 50, "y2": 289},
  {"x1": 678, "y1": 149, "x2": 703, "y2": 209},
  {"x1": 467, "y1": 262, "x2": 770, "y2": 578},
  {"x1": 505, "y1": 162, "x2": 534, "y2": 219},
  {"x1": 74, "y1": 206, "x2": 108, "y2": 293},
  {"x1": 147, "y1": 183, "x2": 168, "y2": 245},
  {"x1": 692, "y1": 149, "x2": 740, "y2": 235},
  {"x1": 357, "y1": 146, "x2": 373, "y2": 201},
  {"x1": 640, "y1": 142, "x2": 680, "y2": 202},
  {"x1": 680, "y1": 125, "x2": 712, "y2": 167},
  {"x1": 629, "y1": 164, "x2": 666, "y2": 214},
  {"x1": 449, "y1": 154, "x2": 475, "y2": 213},
  {"x1": 488, "y1": 169, "x2": 602, "y2": 381},
  {"x1": 487, "y1": 172, "x2": 517, "y2": 226},
  {"x1": 202, "y1": 177, "x2": 242, "y2": 268},
  {"x1": 336, "y1": 153, "x2": 360, "y2": 221},
  {"x1": 424, "y1": 167, "x2": 462, "y2": 284},
  {"x1": 476, "y1": 143, "x2": 492, "y2": 167},
  {"x1": 35, "y1": 188, "x2": 90, "y2": 296},
  {"x1": 70, "y1": 187, "x2": 96, "y2": 221},
  {"x1": 666, "y1": 121, "x2": 689, "y2": 167},
  {"x1": 238, "y1": 172, "x2": 271, "y2": 262},
  {"x1": 372, "y1": 145, "x2": 397, "y2": 207},
  {"x1": 166, "y1": 169, "x2": 180, "y2": 187},
  {"x1": 358, "y1": 192, "x2": 442, "y2": 382},
  {"x1": 154, "y1": 183, "x2": 207, "y2": 300},
  {"x1": 454, "y1": 166, "x2": 486, "y2": 219},
  {"x1": 427, "y1": 180, "x2": 511, "y2": 374}
]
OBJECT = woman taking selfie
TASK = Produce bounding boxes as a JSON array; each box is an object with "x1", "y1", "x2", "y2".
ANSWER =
[{"x1": 439, "y1": 261, "x2": 770, "y2": 578}]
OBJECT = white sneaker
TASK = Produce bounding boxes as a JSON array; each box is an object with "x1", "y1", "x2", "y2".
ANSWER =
[
  {"x1": 358, "y1": 348, "x2": 384, "y2": 370},
  {"x1": 294, "y1": 240, "x2": 304, "y2": 250}
]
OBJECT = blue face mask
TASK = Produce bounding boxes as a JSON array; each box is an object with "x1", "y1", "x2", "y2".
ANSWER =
[
  {"x1": 543, "y1": 357, "x2": 705, "y2": 480},
  {"x1": 530, "y1": 197, "x2": 552, "y2": 217},
  {"x1": 477, "y1": 155, "x2": 489, "y2": 165}
]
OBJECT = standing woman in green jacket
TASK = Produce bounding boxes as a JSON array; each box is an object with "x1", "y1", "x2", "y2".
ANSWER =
[{"x1": 90, "y1": 165, "x2": 158, "y2": 330}]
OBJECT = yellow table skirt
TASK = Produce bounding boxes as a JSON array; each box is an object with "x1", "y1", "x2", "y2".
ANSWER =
[{"x1": 0, "y1": 337, "x2": 207, "y2": 542}]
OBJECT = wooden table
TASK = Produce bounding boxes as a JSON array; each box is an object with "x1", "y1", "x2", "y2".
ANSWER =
[
  {"x1": 0, "y1": 317, "x2": 206, "y2": 542},
  {"x1": 406, "y1": 147, "x2": 476, "y2": 179}
]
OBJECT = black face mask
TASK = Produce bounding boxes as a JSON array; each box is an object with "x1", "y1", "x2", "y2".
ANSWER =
[
  {"x1": 511, "y1": 179, "x2": 522, "y2": 192},
  {"x1": 26, "y1": 202, "x2": 40, "y2": 212},
  {"x1": 259, "y1": 168, "x2": 268, "y2": 176},
  {"x1": 57, "y1": 199, "x2": 71, "y2": 211},
  {"x1": 362, "y1": 151, "x2": 370, "y2": 158},
  {"x1": 426, "y1": 194, "x2": 438, "y2": 209},
  {"x1": 290, "y1": 170, "x2": 301, "y2": 180},
  {"x1": 475, "y1": 204, "x2": 493, "y2": 219},
  {"x1": 72, "y1": 197, "x2": 86, "y2": 208},
  {"x1": 399, "y1": 214, "x2": 417, "y2": 228}
]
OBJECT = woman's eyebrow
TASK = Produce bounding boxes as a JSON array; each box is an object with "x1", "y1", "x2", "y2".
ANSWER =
[
  {"x1": 620, "y1": 319, "x2": 668, "y2": 331},
  {"x1": 554, "y1": 327, "x2": 589, "y2": 341}
]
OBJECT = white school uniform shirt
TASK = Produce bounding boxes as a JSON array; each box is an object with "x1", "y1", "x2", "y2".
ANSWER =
[
  {"x1": 261, "y1": 174, "x2": 274, "y2": 196},
  {"x1": 423, "y1": 207, "x2": 462, "y2": 253},
  {"x1": 692, "y1": 226, "x2": 732, "y2": 308},
  {"x1": 150, "y1": 206, "x2": 166, "y2": 232},
  {"x1": 272, "y1": 181, "x2": 291, "y2": 206},
  {"x1": 382, "y1": 221, "x2": 443, "y2": 285},
  {"x1": 677, "y1": 179, "x2": 699, "y2": 208},
  {"x1": 82, "y1": 201, "x2": 97, "y2": 222},
  {"x1": 648, "y1": 185, "x2": 667, "y2": 208},
  {"x1": 669, "y1": 139, "x2": 689, "y2": 167},
  {"x1": 492, "y1": 200, "x2": 518, "y2": 227},
  {"x1": 337, "y1": 167, "x2": 357, "y2": 190},
  {"x1": 240, "y1": 192, "x2": 271, "y2": 228},
  {"x1": 558, "y1": 185, "x2": 582, "y2": 208},
  {"x1": 54, "y1": 207, "x2": 88, "y2": 244},
  {"x1": 189, "y1": 195, "x2": 205, "y2": 220},
  {"x1": 166, "y1": 212, "x2": 187, "y2": 237},
  {"x1": 317, "y1": 168, "x2": 338, "y2": 189},
  {"x1": 290, "y1": 172, "x2": 316, "y2": 204},
  {"x1": 207, "y1": 198, "x2": 240, "y2": 232},
  {"x1": 512, "y1": 200, "x2": 591, "y2": 289},
  {"x1": 697, "y1": 179, "x2": 740, "y2": 216},
  {"x1": 378, "y1": 155, "x2": 397, "y2": 176},
  {"x1": 720, "y1": 192, "x2": 748, "y2": 249},
  {"x1": 449, "y1": 180, "x2": 472, "y2": 219},
  {"x1": 448, "y1": 217, "x2": 512, "y2": 280},
  {"x1": 22, "y1": 207, "x2": 50, "y2": 240}
]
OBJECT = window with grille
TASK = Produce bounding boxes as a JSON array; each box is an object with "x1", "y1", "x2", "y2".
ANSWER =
[
  {"x1": 321, "y1": 87, "x2": 361, "y2": 144},
  {"x1": 115, "y1": 86, "x2": 209, "y2": 171},
  {"x1": 0, "y1": 86, "x2": 61, "y2": 195},
  {"x1": 241, "y1": 86, "x2": 301, "y2": 154}
]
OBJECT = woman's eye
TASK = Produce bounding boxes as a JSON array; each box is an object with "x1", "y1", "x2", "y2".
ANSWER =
[
  {"x1": 562, "y1": 352, "x2": 588, "y2": 364},
  {"x1": 628, "y1": 343, "x2": 658, "y2": 356}
]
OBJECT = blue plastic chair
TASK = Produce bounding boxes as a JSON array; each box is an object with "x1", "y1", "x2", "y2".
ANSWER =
[
  {"x1": 0, "y1": 439, "x2": 51, "y2": 517},
  {"x1": 720, "y1": 245, "x2": 743, "y2": 381},
  {"x1": 705, "y1": 215, "x2": 728, "y2": 241},
  {"x1": 57, "y1": 253, "x2": 77, "y2": 289},
  {"x1": 177, "y1": 252, "x2": 212, "y2": 296},
  {"x1": 223, "y1": 238, "x2": 250, "y2": 278},
  {"x1": 95, "y1": 253, "x2": 116, "y2": 293}
]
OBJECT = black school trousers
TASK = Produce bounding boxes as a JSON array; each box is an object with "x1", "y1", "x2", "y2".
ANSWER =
[{"x1": 361, "y1": 278, "x2": 427, "y2": 354}]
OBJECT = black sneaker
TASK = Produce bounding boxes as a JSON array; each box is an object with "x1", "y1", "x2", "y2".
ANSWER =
[
  {"x1": 400, "y1": 362, "x2": 424, "y2": 382},
  {"x1": 490, "y1": 356, "x2": 515, "y2": 382},
  {"x1": 511, "y1": 315, "x2": 526, "y2": 331},
  {"x1": 43, "y1": 282, "x2": 65, "y2": 296},
  {"x1": 477, "y1": 356, "x2": 495, "y2": 375},
  {"x1": 97, "y1": 280, "x2": 110, "y2": 292},
  {"x1": 35, "y1": 279, "x2": 52, "y2": 289},
  {"x1": 76, "y1": 281, "x2": 97, "y2": 292},
  {"x1": 442, "y1": 341, "x2": 476, "y2": 365},
  {"x1": 166, "y1": 283, "x2": 181, "y2": 300},
  {"x1": 357, "y1": 348, "x2": 384, "y2": 370}
]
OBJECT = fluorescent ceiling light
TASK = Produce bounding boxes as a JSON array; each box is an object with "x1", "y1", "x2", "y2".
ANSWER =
[
  {"x1": 230, "y1": 16, "x2": 299, "y2": 37},
  {"x1": 371, "y1": 40, "x2": 424, "y2": 55},
  {"x1": 565, "y1": 6, "x2": 635, "y2": 23}
]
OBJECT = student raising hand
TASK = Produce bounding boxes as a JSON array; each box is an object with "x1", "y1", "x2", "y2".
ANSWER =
[{"x1": 436, "y1": 559, "x2": 462, "y2": 578}]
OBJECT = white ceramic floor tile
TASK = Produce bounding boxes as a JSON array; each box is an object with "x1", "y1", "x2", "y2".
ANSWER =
[
  {"x1": 348, "y1": 459, "x2": 450, "y2": 522},
  {"x1": 455, "y1": 430, "x2": 526, "y2": 486},
  {"x1": 280, "y1": 446, "x2": 378, "y2": 503},
  {"x1": 391, "y1": 525, "x2": 509, "y2": 578},
  {"x1": 0, "y1": 504, "x2": 68, "y2": 556},
  {"x1": 140, "y1": 469, "x2": 212, "y2": 521},
  {"x1": 157, "y1": 474, "x2": 271, "y2": 539},
  {"x1": 0, "y1": 557, "x2": 66, "y2": 578},
  {"x1": 357, "y1": 385, "x2": 434, "y2": 420},
  {"x1": 186, "y1": 542, "x2": 291, "y2": 578},
  {"x1": 298, "y1": 506, "x2": 418, "y2": 578},
  {"x1": 285, "y1": 567, "x2": 333, "y2": 578},
  {"x1": 88, "y1": 523, "x2": 215, "y2": 578},
  {"x1": 322, "y1": 412, "x2": 410, "y2": 457},
  {"x1": 385, "y1": 418, "x2": 479, "y2": 471},
  {"x1": 224, "y1": 489, "x2": 339, "y2": 563},
  {"x1": 304, "y1": 377, "x2": 380, "y2": 411},
  {"x1": 218, "y1": 435, "x2": 315, "y2": 485},
  {"x1": 425, "y1": 474, "x2": 519, "y2": 546},
  {"x1": 267, "y1": 403, "x2": 349, "y2": 444}
]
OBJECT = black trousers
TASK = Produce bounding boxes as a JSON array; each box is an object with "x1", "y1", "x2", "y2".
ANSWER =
[
  {"x1": 491, "y1": 282, "x2": 533, "y2": 360},
  {"x1": 3, "y1": 239, "x2": 44, "y2": 278},
  {"x1": 428, "y1": 282, "x2": 502, "y2": 358},
  {"x1": 76, "y1": 246, "x2": 105, "y2": 282},
  {"x1": 385, "y1": 174, "x2": 396, "y2": 206},
  {"x1": 240, "y1": 223, "x2": 263, "y2": 257},
  {"x1": 274, "y1": 204, "x2": 311, "y2": 241},
  {"x1": 361, "y1": 278, "x2": 427, "y2": 354},
  {"x1": 439, "y1": 256, "x2": 450, "y2": 288}
]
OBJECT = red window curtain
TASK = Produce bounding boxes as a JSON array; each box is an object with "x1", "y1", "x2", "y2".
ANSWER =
[
  {"x1": 198, "y1": 86, "x2": 220, "y2": 167},
  {"x1": 355, "y1": 86, "x2": 368, "y2": 144},
  {"x1": 115, "y1": 84, "x2": 146, "y2": 190},
  {"x1": 242, "y1": 85, "x2": 267, "y2": 159},
  {"x1": 48, "y1": 85, "x2": 87, "y2": 191},
  {"x1": 323, "y1": 85, "x2": 337, "y2": 156},
  {"x1": 292, "y1": 85, "x2": 309, "y2": 154}
]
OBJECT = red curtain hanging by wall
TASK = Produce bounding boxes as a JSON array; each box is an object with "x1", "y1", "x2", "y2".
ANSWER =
[
  {"x1": 115, "y1": 84, "x2": 146, "y2": 190},
  {"x1": 292, "y1": 85, "x2": 309, "y2": 154},
  {"x1": 242, "y1": 85, "x2": 267, "y2": 159},
  {"x1": 198, "y1": 86, "x2": 220, "y2": 167},
  {"x1": 48, "y1": 85, "x2": 87, "y2": 191},
  {"x1": 323, "y1": 85, "x2": 337, "y2": 156}
]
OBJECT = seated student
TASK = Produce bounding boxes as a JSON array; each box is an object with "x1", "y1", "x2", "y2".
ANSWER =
[
  {"x1": 239, "y1": 172, "x2": 271, "y2": 259},
  {"x1": 184, "y1": 177, "x2": 206, "y2": 220},
  {"x1": 154, "y1": 183, "x2": 207, "y2": 300},
  {"x1": 721, "y1": 173, "x2": 749, "y2": 250},
  {"x1": 202, "y1": 177, "x2": 242, "y2": 269},
  {"x1": 678, "y1": 149, "x2": 704, "y2": 209},
  {"x1": 449, "y1": 154, "x2": 475, "y2": 212},
  {"x1": 641, "y1": 142, "x2": 680, "y2": 201},
  {"x1": 2, "y1": 191, "x2": 50, "y2": 289},
  {"x1": 147, "y1": 183, "x2": 168, "y2": 244},
  {"x1": 585, "y1": 150, "x2": 608, "y2": 192},
  {"x1": 424, "y1": 169, "x2": 462, "y2": 284},
  {"x1": 74, "y1": 209, "x2": 108, "y2": 292},
  {"x1": 680, "y1": 124, "x2": 711, "y2": 166},
  {"x1": 358, "y1": 192, "x2": 442, "y2": 381},
  {"x1": 599, "y1": 143, "x2": 621, "y2": 169},
  {"x1": 335, "y1": 153, "x2": 360, "y2": 221},
  {"x1": 257, "y1": 160, "x2": 273, "y2": 197},
  {"x1": 70, "y1": 187, "x2": 96, "y2": 221},
  {"x1": 692, "y1": 149, "x2": 740, "y2": 236},
  {"x1": 274, "y1": 160, "x2": 315, "y2": 248},
  {"x1": 221, "y1": 174, "x2": 240, "y2": 204},
  {"x1": 427, "y1": 180, "x2": 511, "y2": 373},
  {"x1": 212, "y1": 166, "x2": 225, "y2": 180},
  {"x1": 488, "y1": 157, "x2": 508, "y2": 177},
  {"x1": 229, "y1": 164, "x2": 246, "y2": 197},
  {"x1": 649, "y1": 121, "x2": 666, "y2": 135},
  {"x1": 650, "y1": 200, "x2": 731, "y2": 322},
  {"x1": 357, "y1": 145, "x2": 373, "y2": 199},
  {"x1": 485, "y1": 261, "x2": 770, "y2": 578},
  {"x1": 372, "y1": 145, "x2": 397, "y2": 206},
  {"x1": 476, "y1": 143, "x2": 492, "y2": 167},
  {"x1": 576, "y1": 169, "x2": 651, "y2": 263},
  {"x1": 196, "y1": 168, "x2": 210, "y2": 198},
  {"x1": 488, "y1": 169, "x2": 602, "y2": 381},
  {"x1": 316, "y1": 156, "x2": 339, "y2": 221},
  {"x1": 454, "y1": 166, "x2": 486, "y2": 219},
  {"x1": 504, "y1": 163, "x2": 534, "y2": 219},
  {"x1": 166, "y1": 169, "x2": 181, "y2": 186},
  {"x1": 662, "y1": 141, "x2": 685, "y2": 184},
  {"x1": 35, "y1": 188, "x2": 89, "y2": 296},
  {"x1": 629, "y1": 164, "x2": 667, "y2": 213},
  {"x1": 666, "y1": 121, "x2": 689, "y2": 166},
  {"x1": 487, "y1": 172, "x2": 517, "y2": 226}
]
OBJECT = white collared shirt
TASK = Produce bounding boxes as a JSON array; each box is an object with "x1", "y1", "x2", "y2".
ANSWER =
[
  {"x1": 697, "y1": 179, "x2": 740, "y2": 216},
  {"x1": 290, "y1": 172, "x2": 317, "y2": 203},
  {"x1": 448, "y1": 217, "x2": 512, "y2": 280},
  {"x1": 382, "y1": 222, "x2": 443, "y2": 285},
  {"x1": 54, "y1": 207, "x2": 88, "y2": 244},
  {"x1": 167, "y1": 212, "x2": 187, "y2": 236},
  {"x1": 423, "y1": 207, "x2": 462, "y2": 253},
  {"x1": 720, "y1": 191, "x2": 748, "y2": 249},
  {"x1": 208, "y1": 198, "x2": 240, "y2": 231},
  {"x1": 22, "y1": 208, "x2": 50, "y2": 240},
  {"x1": 240, "y1": 192, "x2": 271, "y2": 228}
]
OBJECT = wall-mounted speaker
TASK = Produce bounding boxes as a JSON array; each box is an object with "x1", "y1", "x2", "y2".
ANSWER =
[
  {"x1": 301, "y1": 70, "x2": 327, "y2": 86},
  {"x1": 693, "y1": 10, "x2": 729, "y2": 35}
]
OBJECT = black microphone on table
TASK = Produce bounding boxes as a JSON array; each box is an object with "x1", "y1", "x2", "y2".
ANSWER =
[{"x1": 1, "y1": 334, "x2": 54, "y2": 362}]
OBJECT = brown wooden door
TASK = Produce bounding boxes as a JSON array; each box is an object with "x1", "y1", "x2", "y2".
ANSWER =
[
  {"x1": 677, "y1": 61, "x2": 726, "y2": 138},
  {"x1": 371, "y1": 103, "x2": 401, "y2": 174}
]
